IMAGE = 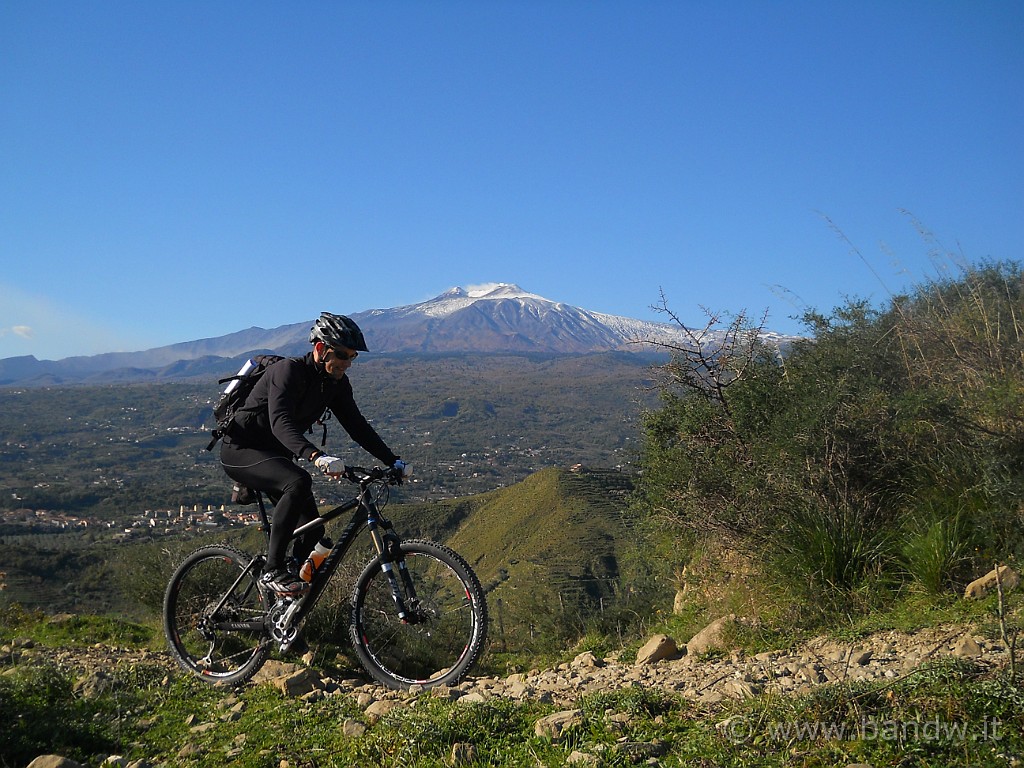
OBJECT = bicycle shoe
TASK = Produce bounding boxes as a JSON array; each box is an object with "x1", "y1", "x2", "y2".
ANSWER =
[{"x1": 260, "y1": 568, "x2": 310, "y2": 597}]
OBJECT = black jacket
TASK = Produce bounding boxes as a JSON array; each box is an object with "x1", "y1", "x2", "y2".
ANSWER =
[{"x1": 224, "y1": 352, "x2": 398, "y2": 466}]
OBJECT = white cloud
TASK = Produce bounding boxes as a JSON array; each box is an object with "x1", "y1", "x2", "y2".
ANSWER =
[{"x1": 0, "y1": 283, "x2": 148, "y2": 360}]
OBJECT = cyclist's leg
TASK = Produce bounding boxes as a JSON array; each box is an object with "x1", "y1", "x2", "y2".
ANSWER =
[{"x1": 220, "y1": 445, "x2": 321, "y2": 571}]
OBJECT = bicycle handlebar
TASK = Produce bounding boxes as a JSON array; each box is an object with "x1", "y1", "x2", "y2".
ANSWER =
[{"x1": 344, "y1": 465, "x2": 406, "y2": 485}]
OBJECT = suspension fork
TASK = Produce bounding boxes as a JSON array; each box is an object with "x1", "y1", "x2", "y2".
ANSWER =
[{"x1": 366, "y1": 514, "x2": 421, "y2": 623}]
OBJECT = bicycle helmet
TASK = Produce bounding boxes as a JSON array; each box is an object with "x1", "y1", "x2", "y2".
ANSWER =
[{"x1": 309, "y1": 312, "x2": 368, "y2": 352}]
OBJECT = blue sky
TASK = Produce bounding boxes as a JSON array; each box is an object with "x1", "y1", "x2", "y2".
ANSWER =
[{"x1": 2, "y1": 1, "x2": 1022, "y2": 361}]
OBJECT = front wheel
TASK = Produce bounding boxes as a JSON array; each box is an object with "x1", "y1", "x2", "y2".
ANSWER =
[
  {"x1": 163, "y1": 544, "x2": 271, "y2": 686},
  {"x1": 350, "y1": 539, "x2": 488, "y2": 690}
]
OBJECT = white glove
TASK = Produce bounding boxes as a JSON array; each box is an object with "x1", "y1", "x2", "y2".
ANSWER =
[
  {"x1": 393, "y1": 459, "x2": 412, "y2": 477},
  {"x1": 314, "y1": 455, "x2": 345, "y2": 476}
]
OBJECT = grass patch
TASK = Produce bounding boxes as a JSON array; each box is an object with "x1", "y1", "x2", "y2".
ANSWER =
[{"x1": 0, "y1": 603, "x2": 155, "y2": 649}]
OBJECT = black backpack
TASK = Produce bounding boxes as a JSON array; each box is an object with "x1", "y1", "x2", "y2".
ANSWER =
[{"x1": 205, "y1": 354, "x2": 286, "y2": 451}]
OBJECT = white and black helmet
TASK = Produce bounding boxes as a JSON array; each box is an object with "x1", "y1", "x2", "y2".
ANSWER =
[{"x1": 309, "y1": 312, "x2": 368, "y2": 352}]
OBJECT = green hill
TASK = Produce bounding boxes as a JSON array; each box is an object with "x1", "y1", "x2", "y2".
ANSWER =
[
  {"x1": 447, "y1": 466, "x2": 630, "y2": 591},
  {"x1": 0, "y1": 466, "x2": 640, "y2": 650},
  {"x1": 412, "y1": 466, "x2": 636, "y2": 650}
]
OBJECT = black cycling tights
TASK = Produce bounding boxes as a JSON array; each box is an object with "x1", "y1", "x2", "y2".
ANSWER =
[{"x1": 220, "y1": 445, "x2": 323, "y2": 572}]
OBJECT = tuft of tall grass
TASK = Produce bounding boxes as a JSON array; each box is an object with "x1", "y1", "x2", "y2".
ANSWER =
[
  {"x1": 901, "y1": 501, "x2": 979, "y2": 594},
  {"x1": 769, "y1": 504, "x2": 896, "y2": 601}
]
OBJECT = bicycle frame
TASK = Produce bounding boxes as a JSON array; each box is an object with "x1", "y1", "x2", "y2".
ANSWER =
[{"x1": 251, "y1": 469, "x2": 419, "y2": 644}]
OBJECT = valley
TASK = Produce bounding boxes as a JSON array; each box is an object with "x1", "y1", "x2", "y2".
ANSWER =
[{"x1": 0, "y1": 352, "x2": 661, "y2": 519}]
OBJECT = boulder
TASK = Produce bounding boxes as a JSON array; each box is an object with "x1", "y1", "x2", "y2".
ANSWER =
[
  {"x1": 635, "y1": 634, "x2": 679, "y2": 665},
  {"x1": 341, "y1": 718, "x2": 367, "y2": 738},
  {"x1": 686, "y1": 615, "x2": 736, "y2": 657},
  {"x1": 571, "y1": 651, "x2": 604, "y2": 668},
  {"x1": 364, "y1": 699, "x2": 403, "y2": 723},
  {"x1": 953, "y1": 634, "x2": 983, "y2": 658},
  {"x1": 534, "y1": 709, "x2": 583, "y2": 740},
  {"x1": 270, "y1": 667, "x2": 321, "y2": 697},
  {"x1": 964, "y1": 565, "x2": 1020, "y2": 600},
  {"x1": 253, "y1": 660, "x2": 304, "y2": 683},
  {"x1": 27, "y1": 758, "x2": 86, "y2": 768}
]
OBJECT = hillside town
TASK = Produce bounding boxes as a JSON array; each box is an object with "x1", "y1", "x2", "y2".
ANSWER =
[{"x1": 0, "y1": 503, "x2": 262, "y2": 540}]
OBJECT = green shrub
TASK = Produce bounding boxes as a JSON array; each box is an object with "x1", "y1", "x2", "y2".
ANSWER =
[
  {"x1": 770, "y1": 504, "x2": 895, "y2": 598},
  {"x1": 635, "y1": 258, "x2": 1024, "y2": 629},
  {"x1": 0, "y1": 665, "x2": 114, "y2": 765},
  {"x1": 901, "y1": 502, "x2": 980, "y2": 594}
]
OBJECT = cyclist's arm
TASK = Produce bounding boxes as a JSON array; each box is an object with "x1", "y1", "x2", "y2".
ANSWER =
[{"x1": 266, "y1": 360, "x2": 320, "y2": 461}]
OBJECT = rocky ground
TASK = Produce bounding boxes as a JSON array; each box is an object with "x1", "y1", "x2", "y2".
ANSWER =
[{"x1": 7, "y1": 615, "x2": 1017, "y2": 768}]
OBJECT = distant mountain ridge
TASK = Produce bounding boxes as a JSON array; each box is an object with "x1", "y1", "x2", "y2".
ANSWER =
[
  {"x1": 362, "y1": 283, "x2": 693, "y2": 354},
  {"x1": 0, "y1": 283, "x2": 783, "y2": 386}
]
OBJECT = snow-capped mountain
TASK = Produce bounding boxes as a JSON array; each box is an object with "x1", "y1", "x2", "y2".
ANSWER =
[
  {"x1": 356, "y1": 283, "x2": 687, "y2": 353},
  {"x1": 0, "y1": 283, "x2": 787, "y2": 385}
]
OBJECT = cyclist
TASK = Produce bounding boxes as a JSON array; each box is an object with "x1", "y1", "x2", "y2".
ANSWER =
[{"x1": 220, "y1": 312, "x2": 407, "y2": 596}]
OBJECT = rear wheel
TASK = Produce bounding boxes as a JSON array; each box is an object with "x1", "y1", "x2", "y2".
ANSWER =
[
  {"x1": 163, "y1": 545, "x2": 271, "y2": 685},
  {"x1": 350, "y1": 539, "x2": 488, "y2": 690}
]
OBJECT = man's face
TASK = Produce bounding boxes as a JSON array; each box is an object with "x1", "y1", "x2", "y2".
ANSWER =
[{"x1": 322, "y1": 344, "x2": 358, "y2": 379}]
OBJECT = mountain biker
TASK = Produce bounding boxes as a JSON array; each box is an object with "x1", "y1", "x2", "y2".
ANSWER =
[{"x1": 219, "y1": 311, "x2": 407, "y2": 597}]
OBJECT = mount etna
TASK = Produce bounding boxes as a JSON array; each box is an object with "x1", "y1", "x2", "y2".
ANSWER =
[{"x1": 0, "y1": 283, "x2": 789, "y2": 386}]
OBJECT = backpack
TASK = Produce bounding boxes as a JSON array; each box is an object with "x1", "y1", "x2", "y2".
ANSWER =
[{"x1": 205, "y1": 354, "x2": 287, "y2": 451}]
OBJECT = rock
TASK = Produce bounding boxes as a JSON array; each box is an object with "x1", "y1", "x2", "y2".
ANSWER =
[
  {"x1": 571, "y1": 651, "x2": 604, "y2": 668},
  {"x1": 270, "y1": 668, "x2": 321, "y2": 697},
  {"x1": 534, "y1": 709, "x2": 583, "y2": 740},
  {"x1": 964, "y1": 564, "x2": 1020, "y2": 599},
  {"x1": 567, "y1": 750, "x2": 600, "y2": 766},
  {"x1": 686, "y1": 615, "x2": 736, "y2": 657},
  {"x1": 341, "y1": 718, "x2": 367, "y2": 738},
  {"x1": 253, "y1": 660, "x2": 304, "y2": 683},
  {"x1": 721, "y1": 679, "x2": 759, "y2": 699},
  {"x1": 431, "y1": 686, "x2": 464, "y2": 702},
  {"x1": 506, "y1": 680, "x2": 531, "y2": 699},
  {"x1": 850, "y1": 648, "x2": 873, "y2": 666},
  {"x1": 176, "y1": 744, "x2": 204, "y2": 759},
  {"x1": 616, "y1": 740, "x2": 668, "y2": 760},
  {"x1": 953, "y1": 635, "x2": 983, "y2": 658},
  {"x1": 364, "y1": 699, "x2": 402, "y2": 723},
  {"x1": 27, "y1": 758, "x2": 86, "y2": 768},
  {"x1": 74, "y1": 670, "x2": 113, "y2": 698},
  {"x1": 635, "y1": 634, "x2": 679, "y2": 665}
]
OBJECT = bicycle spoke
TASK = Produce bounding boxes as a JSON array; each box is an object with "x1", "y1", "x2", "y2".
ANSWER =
[
  {"x1": 164, "y1": 546, "x2": 271, "y2": 684},
  {"x1": 351, "y1": 540, "x2": 487, "y2": 689}
]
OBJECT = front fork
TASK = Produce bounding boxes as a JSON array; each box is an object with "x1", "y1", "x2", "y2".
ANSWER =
[{"x1": 374, "y1": 528, "x2": 422, "y2": 624}]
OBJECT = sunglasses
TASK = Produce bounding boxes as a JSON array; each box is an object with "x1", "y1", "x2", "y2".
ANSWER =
[{"x1": 328, "y1": 347, "x2": 358, "y2": 361}]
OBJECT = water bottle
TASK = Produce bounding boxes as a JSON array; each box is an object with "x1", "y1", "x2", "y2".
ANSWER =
[
  {"x1": 300, "y1": 537, "x2": 333, "y2": 582},
  {"x1": 222, "y1": 358, "x2": 257, "y2": 395}
]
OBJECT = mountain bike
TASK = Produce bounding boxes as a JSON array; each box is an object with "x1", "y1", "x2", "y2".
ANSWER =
[{"x1": 162, "y1": 466, "x2": 488, "y2": 690}]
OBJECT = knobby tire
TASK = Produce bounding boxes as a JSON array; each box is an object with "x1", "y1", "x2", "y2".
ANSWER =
[
  {"x1": 350, "y1": 539, "x2": 488, "y2": 690},
  {"x1": 163, "y1": 544, "x2": 271, "y2": 686}
]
